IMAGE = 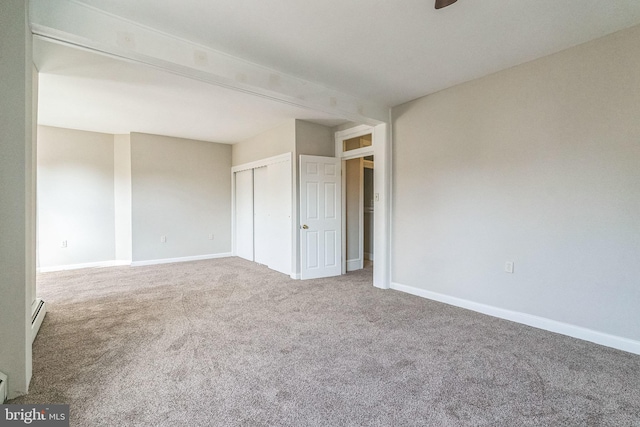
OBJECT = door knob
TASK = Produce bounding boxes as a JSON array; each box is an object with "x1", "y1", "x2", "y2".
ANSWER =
[{"x1": 302, "y1": 224, "x2": 309, "y2": 229}]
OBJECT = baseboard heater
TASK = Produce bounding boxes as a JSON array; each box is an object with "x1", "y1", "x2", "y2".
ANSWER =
[
  {"x1": 0, "y1": 371, "x2": 7, "y2": 403},
  {"x1": 0, "y1": 301, "x2": 44, "y2": 402},
  {"x1": 31, "y1": 298, "x2": 47, "y2": 343}
]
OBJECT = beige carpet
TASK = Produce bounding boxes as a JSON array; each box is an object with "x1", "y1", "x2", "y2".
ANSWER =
[{"x1": 10, "y1": 257, "x2": 640, "y2": 426}]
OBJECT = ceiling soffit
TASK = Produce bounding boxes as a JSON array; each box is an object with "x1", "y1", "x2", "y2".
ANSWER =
[{"x1": 29, "y1": 0, "x2": 389, "y2": 125}]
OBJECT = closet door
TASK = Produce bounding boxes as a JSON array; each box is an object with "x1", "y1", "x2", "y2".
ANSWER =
[
  {"x1": 267, "y1": 160, "x2": 292, "y2": 275},
  {"x1": 235, "y1": 169, "x2": 254, "y2": 261},
  {"x1": 253, "y1": 166, "x2": 270, "y2": 266}
]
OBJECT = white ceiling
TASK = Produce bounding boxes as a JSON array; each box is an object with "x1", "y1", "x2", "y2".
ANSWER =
[{"x1": 35, "y1": 0, "x2": 640, "y2": 142}]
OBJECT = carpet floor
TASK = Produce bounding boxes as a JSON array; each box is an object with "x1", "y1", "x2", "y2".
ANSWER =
[{"x1": 10, "y1": 257, "x2": 640, "y2": 426}]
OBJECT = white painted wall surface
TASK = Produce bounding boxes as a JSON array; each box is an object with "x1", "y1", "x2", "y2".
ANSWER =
[
  {"x1": 29, "y1": 65, "x2": 39, "y2": 311},
  {"x1": 37, "y1": 126, "x2": 116, "y2": 268},
  {"x1": 392, "y1": 25, "x2": 640, "y2": 343},
  {"x1": 114, "y1": 134, "x2": 132, "y2": 262},
  {"x1": 130, "y1": 133, "x2": 231, "y2": 262},
  {"x1": 0, "y1": 0, "x2": 34, "y2": 399}
]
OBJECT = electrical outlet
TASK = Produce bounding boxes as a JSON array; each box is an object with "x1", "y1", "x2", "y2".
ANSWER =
[
  {"x1": 208, "y1": 233, "x2": 214, "y2": 240},
  {"x1": 375, "y1": 193, "x2": 380, "y2": 202},
  {"x1": 505, "y1": 261, "x2": 514, "y2": 274},
  {"x1": 160, "y1": 236, "x2": 167, "y2": 243},
  {"x1": 61, "y1": 240, "x2": 67, "y2": 248}
]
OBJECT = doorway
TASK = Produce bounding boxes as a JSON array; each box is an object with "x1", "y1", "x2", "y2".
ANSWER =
[
  {"x1": 344, "y1": 155, "x2": 374, "y2": 272},
  {"x1": 338, "y1": 130, "x2": 375, "y2": 274}
]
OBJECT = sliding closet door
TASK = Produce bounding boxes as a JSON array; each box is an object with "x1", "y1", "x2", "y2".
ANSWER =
[
  {"x1": 235, "y1": 169, "x2": 254, "y2": 261},
  {"x1": 253, "y1": 166, "x2": 270, "y2": 266},
  {"x1": 267, "y1": 160, "x2": 292, "y2": 275},
  {"x1": 233, "y1": 155, "x2": 292, "y2": 275}
]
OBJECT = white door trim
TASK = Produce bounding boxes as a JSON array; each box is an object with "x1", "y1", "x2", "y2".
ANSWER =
[
  {"x1": 337, "y1": 127, "x2": 372, "y2": 274},
  {"x1": 335, "y1": 124, "x2": 390, "y2": 289},
  {"x1": 231, "y1": 152, "x2": 292, "y2": 173},
  {"x1": 342, "y1": 157, "x2": 365, "y2": 273},
  {"x1": 335, "y1": 125, "x2": 375, "y2": 160}
]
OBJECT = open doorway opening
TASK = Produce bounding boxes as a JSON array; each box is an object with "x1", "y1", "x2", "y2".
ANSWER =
[
  {"x1": 363, "y1": 156, "x2": 374, "y2": 269},
  {"x1": 339, "y1": 130, "x2": 375, "y2": 275},
  {"x1": 344, "y1": 154, "x2": 374, "y2": 272}
]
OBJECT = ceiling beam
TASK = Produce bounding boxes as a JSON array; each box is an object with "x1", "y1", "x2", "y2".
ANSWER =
[{"x1": 29, "y1": 0, "x2": 389, "y2": 125}]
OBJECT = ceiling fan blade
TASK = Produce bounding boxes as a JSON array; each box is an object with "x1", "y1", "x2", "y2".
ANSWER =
[{"x1": 435, "y1": 0, "x2": 458, "y2": 9}]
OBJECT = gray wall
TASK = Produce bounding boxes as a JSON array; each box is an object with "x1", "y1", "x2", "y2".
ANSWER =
[
  {"x1": 131, "y1": 133, "x2": 231, "y2": 262},
  {"x1": 345, "y1": 158, "x2": 361, "y2": 261},
  {"x1": 232, "y1": 120, "x2": 295, "y2": 166},
  {"x1": 392, "y1": 25, "x2": 640, "y2": 341},
  {"x1": 37, "y1": 126, "x2": 116, "y2": 268},
  {"x1": 295, "y1": 120, "x2": 334, "y2": 158},
  {"x1": 0, "y1": 0, "x2": 34, "y2": 399},
  {"x1": 114, "y1": 134, "x2": 132, "y2": 262}
]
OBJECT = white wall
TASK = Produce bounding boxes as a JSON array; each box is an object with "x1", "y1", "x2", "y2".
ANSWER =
[
  {"x1": 114, "y1": 134, "x2": 132, "y2": 262},
  {"x1": 0, "y1": 0, "x2": 34, "y2": 399},
  {"x1": 130, "y1": 133, "x2": 231, "y2": 262},
  {"x1": 37, "y1": 126, "x2": 116, "y2": 269},
  {"x1": 29, "y1": 65, "x2": 38, "y2": 316},
  {"x1": 392, "y1": 25, "x2": 640, "y2": 344}
]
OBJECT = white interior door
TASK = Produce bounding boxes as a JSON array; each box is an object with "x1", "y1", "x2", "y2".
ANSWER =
[
  {"x1": 267, "y1": 160, "x2": 292, "y2": 275},
  {"x1": 235, "y1": 169, "x2": 254, "y2": 261},
  {"x1": 300, "y1": 155, "x2": 342, "y2": 279},
  {"x1": 253, "y1": 166, "x2": 270, "y2": 266}
]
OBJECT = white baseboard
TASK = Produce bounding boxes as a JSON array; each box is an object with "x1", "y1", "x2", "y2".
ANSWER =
[
  {"x1": 131, "y1": 252, "x2": 232, "y2": 267},
  {"x1": 31, "y1": 298, "x2": 46, "y2": 343},
  {"x1": 38, "y1": 260, "x2": 131, "y2": 273},
  {"x1": 390, "y1": 282, "x2": 640, "y2": 356},
  {"x1": 290, "y1": 273, "x2": 301, "y2": 280}
]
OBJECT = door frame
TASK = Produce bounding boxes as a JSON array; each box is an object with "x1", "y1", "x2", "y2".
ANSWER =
[
  {"x1": 342, "y1": 157, "x2": 365, "y2": 273},
  {"x1": 335, "y1": 125, "x2": 384, "y2": 280}
]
